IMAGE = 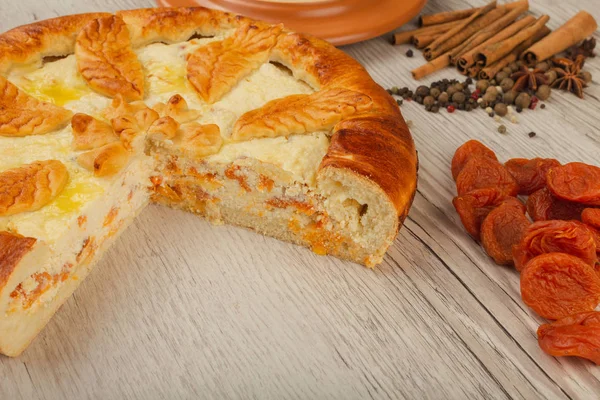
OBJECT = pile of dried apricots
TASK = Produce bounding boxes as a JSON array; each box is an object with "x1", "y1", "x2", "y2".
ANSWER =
[{"x1": 452, "y1": 140, "x2": 600, "y2": 365}]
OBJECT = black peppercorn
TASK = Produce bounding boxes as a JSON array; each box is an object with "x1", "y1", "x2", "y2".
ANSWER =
[
  {"x1": 528, "y1": 131, "x2": 536, "y2": 138},
  {"x1": 406, "y1": 49, "x2": 414, "y2": 57}
]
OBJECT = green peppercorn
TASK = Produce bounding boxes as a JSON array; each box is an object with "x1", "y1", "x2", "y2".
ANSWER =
[
  {"x1": 438, "y1": 92, "x2": 449, "y2": 103},
  {"x1": 391, "y1": 86, "x2": 399, "y2": 95},
  {"x1": 416, "y1": 85, "x2": 430, "y2": 97},
  {"x1": 423, "y1": 96, "x2": 435, "y2": 107},
  {"x1": 515, "y1": 92, "x2": 531, "y2": 109},
  {"x1": 476, "y1": 79, "x2": 490, "y2": 93},
  {"x1": 498, "y1": 125, "x2": 507, "y2": 134},
  {"x1": 535, "y1": 85, "x2": 551, "y2": 101},
  {"x1": 500, "y1": 78, "x2": 515, "y2": 93},
  {"x1": 494, "y1": 103, "x2": 508, "y2": 117}
]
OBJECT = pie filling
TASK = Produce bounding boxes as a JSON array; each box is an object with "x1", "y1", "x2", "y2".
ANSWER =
[{"x1": 1, "y1": 25, "x2": 388, "y2": 317}]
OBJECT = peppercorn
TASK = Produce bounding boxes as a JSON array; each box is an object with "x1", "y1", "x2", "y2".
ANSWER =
[
  {"x1": 502, "y1": 67, "x2": 513, "y2": 75},
  {"x1": 485, "y1": 86, "x2": 499, "y2": 97},
  {"x1": 535, "y1": 61, "x2": 550, "y2": 72},
  {"x1": 453, "y1": 83, "x2": 464, "y2": 92},
  {"x1": 452, "y1": 91, "x2": 466, "y2": 104},
  {"x1": 480, "y1": 101, "x2": 488, "y2": 109},
  {"x1": 510, "y1": 115, "x2": 518, "y2": 124},
  {"x1": 438, "y1": 92, "x2": 449, "y2": 103},
  {"x1": 500, "y1": 78, "x2": 514, "y2": 93},
  {"x1": 406, "y1": 49, "x2": 414, "y2": 57},
  {"x1": 535, "y1": 85, "x2": 551, "y2": 101},
  {"x1": 489, "y1": 111, "x2": 495, "y2": 118},
  {"x1": 396, "y1": 99, "x2": 403, "y2": 106},
  {"x1": 495, "y1": 71, "x2": 509, "y2": 82},
  {"x1": 498, "y1": 125, "x2": 507, "y2": 134},
  {"x1": 431, "y1": 105, "x2": 439, "y2": 113},
  {"x1": 508, "y1": 62, "x2": 519, "y2": 72},
  {"x1": 516, "y1": 105, "x2": 523, "y2": 113},
  {"x1": 581, "y1": 71, "x2": 593, "y2": 84},
  {"x1": 423, "y1": 96, "x2": 435, "y2": 107},
  {"x1": 390, "y1": 86, "x2": 399, "y2": 95},
  {"x1": 465, "y1": 77, "x2": 473, "y2": 85},
  {"x1": 544, "y1": 70, "x2": 558, "y2": 85},
  {"x1": 446, "y1": 86, "x2": 458, "y2": 97},
  {"x1": 503, "y1": 90, "x2": 517, "y2": 105},
  {"x1": 415, "y1": 95, "x2": 424, "y2": 104},
  {"x1": 476, "y1": 80, "x2": 490, "y2": 93},
  {"x1": 515, "y1": 92, "x2": 531, "y2": 109},
  {"x1": 483, "y1": 92, "x2": 496, "y2": 103},
  {"x1": 516, "y1": 60, "x2": 525, "y2": 68},
  {"x1": 447, "y1": 105, "x2": 456, "y2": 113},
  {"x1": 425, "y1": 104, "x2": 432, "y2": 112},
  {"x1": 494, "y1": 103, "x2": 508, "y2": 117},
  {"x1": 540, "y1": 103, "x2": 546, "y2": 109},
  {"x1": 528, "y1": 131, "x2": 536, "y2": 138},
  {"x1": 489, "y1": 79, "x2": 497, "y2": 86},
  {"x1": 430, "y1": 87, "x2": 441, "y2": 99},
  {"x1": 458, "y1": 103, "x2": 465, "y2": 110},
  {"x1": 415, "y1": 85, "x2": 430, "y2": 97},
  {"x1": 465, "y1": 104, "x2": 473, "y2": 111}
]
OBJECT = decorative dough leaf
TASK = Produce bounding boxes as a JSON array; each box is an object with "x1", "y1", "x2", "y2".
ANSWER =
[
  {"x1": 76, "y1": 16, "x2": 144, "y2": 101},
  {"x1": 152, "y1": 94, "x2": 201, "y2": 124},
  {"x1": 232, "y1": 88, "x2": 372, "y2": 141},
  {"x1": 0, "y1": 76, "x2": 72, "y2": 137},
  {"x1": 71, "y1": 113, "x2": 118, "y2": 150},
  {"x1": 187, "y1": 23, "x2": 283, "y2": 104},
  {"x1": 77, "y1": 142, "x2": 130, "y2": 177},
  {"x1": 0, "y1": 160, "x2": 69, "y2": 216}
]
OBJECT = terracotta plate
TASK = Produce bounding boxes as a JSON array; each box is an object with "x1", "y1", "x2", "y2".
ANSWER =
[{"x1": 155, "y1": 0, "x2": 427, "y2": 46}]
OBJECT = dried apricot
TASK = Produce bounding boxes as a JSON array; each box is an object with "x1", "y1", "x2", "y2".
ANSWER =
[
  {"x1": 582, "y1": 208, "x2": 600, "y2": 230},
  {"x1": 452, "y1": 188, "x2": 514, "y2": 240},
  {"x1": 521, "y1": 253, "x2": 600, "y2": 320},
  {"x1": 456, "y1": 156, "x2": 519, "y2": 197},
  {"x1": 513, "y1": 220, "x2": 597, "y2": 272},
  {"x1": 526, "y1": 188, "x2": 586, "y2": 221},
  {"x1": 451, "y1": 140, "x2": 498, "y2": 180},
  {"x1": 480, "y1": 199, "x2": 530, "y2": 265},
  {"x1": 504, "y1": 158, "x2": 561, "y2": 195},
  {"x1": 537, "y1": 311, "x2": 600, "y2": 365},
  {"x1": 547, "y1": 162, "x2": 600, "y2": 206}
]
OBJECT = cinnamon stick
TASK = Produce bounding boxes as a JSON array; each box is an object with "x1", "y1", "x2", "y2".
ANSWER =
[
  {"x1": 425, "y1": 2, "x2": 503, "y2": 61},
  {"x1": 457, "y1": 15, "x2": 535, "y2": 73},
  {"x1": 413, "y1": 33, "x2": 438, "y2": 49},
  {"x1": 393, "y1": 19, "x2": 465, "y2": 45},
  {"x1": 479, "y1": 26, "x2": 551, "y2": 80},
  {"x1": 474, "y1": 15, "x2": 549, "y2": 67},
  {"x1": 419, "y1": 0, "x2": 527, "y2": 26},
  {"x1": 411, "y1": 52, "x2": 451, "y2": 80},
  {"x1": 521, "y1": 11, "x2": 598, "y2": 65}
]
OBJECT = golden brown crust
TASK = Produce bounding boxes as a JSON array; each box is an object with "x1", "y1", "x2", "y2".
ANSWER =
[
  {"x1": 152, "y1": 94, "x2": 201, "y2": 124},
  {"x1": 0, "y1": 160, "x2": 69, "y2": 217},
  {"x1": 111, "y1": 108, "x2": 159, "y2": 150},
  {"x1": 0, "y1": 232, "x2": 37, "y2": 291},
  {"x1": 76, "y1": 141, "x2": 130, "y2": 177},
  {"x1": 148, "y1": 116, "x2": 180, "y2": 140},
  {"x1": 187, "y1": 22, "x2": 283, "y2": 104},
  {"x1": 71, "y1": 113, "x2": 118, "y2": 150},
  {"x1": 232, "y1": 88, "x2": 372, "y2": 141},
  {"x1": 0, "y1": 13, "x2": 111, "y2": 74},
  {"x1": 175, "y1": 123, "x2": 222, "y2": 158},
  {"x1": 0, "y1": 76, "x2": 72, "y2": 137},
  {"x1": 75, "y1": 16, "x2": 144, "y2": 101},
  {"x1": 101, "y1": 94, "x2": 148, "y2": 121}
]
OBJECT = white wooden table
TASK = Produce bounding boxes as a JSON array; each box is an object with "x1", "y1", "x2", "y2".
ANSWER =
[{"x1": 1, "y1": 0, "x2": 600, "y2": 398}]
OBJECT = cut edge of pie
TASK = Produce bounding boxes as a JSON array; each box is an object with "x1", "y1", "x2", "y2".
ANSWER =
[{"x1": 0, "y1": 7, "x2": 417, "y2": 357}]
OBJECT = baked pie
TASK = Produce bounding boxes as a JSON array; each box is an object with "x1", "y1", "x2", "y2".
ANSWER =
[{"x1": 0, "y1": 7, "x2": 417, "y2": 356}]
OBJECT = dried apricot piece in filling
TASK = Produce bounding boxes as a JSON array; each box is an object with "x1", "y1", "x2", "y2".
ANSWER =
[
  {"x1": 521, "y1": 253, "x2": 600, "y2": 320},
  {"x1": 452, "y1": 188, "x2": 512, "y2": 240},
  {"x1": 526, "y1": 188, "x2": 586, "y2": 221}
]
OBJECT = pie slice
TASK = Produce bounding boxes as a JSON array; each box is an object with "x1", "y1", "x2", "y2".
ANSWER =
[{"x1": 0, "y1": 8, "x2": 417, "y2": 357}]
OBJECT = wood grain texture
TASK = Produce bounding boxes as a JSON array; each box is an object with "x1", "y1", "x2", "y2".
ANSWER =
[{"x1": 1, "y1": 0, "x2": 599, "y2": 399}]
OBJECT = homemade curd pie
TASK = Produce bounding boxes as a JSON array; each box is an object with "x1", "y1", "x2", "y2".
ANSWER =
[{"x1": 0, "y1": 7, "x2": 417, "y2": 356}]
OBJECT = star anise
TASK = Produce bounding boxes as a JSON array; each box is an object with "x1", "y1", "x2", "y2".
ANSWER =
[
  {"x1": 511, "y1": 66, "x2": 548, "y2": 92},
  {"x1": 566, "y1": 37, "x2": 596, "y2": 61},
  {"x1": 551, "y1": 63, "x2": 587, "y2": 98}
]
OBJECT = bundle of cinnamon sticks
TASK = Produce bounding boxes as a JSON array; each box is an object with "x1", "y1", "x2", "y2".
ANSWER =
[{"x1": 393, "y1": 1, "x2": 598, "y2": 80}]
